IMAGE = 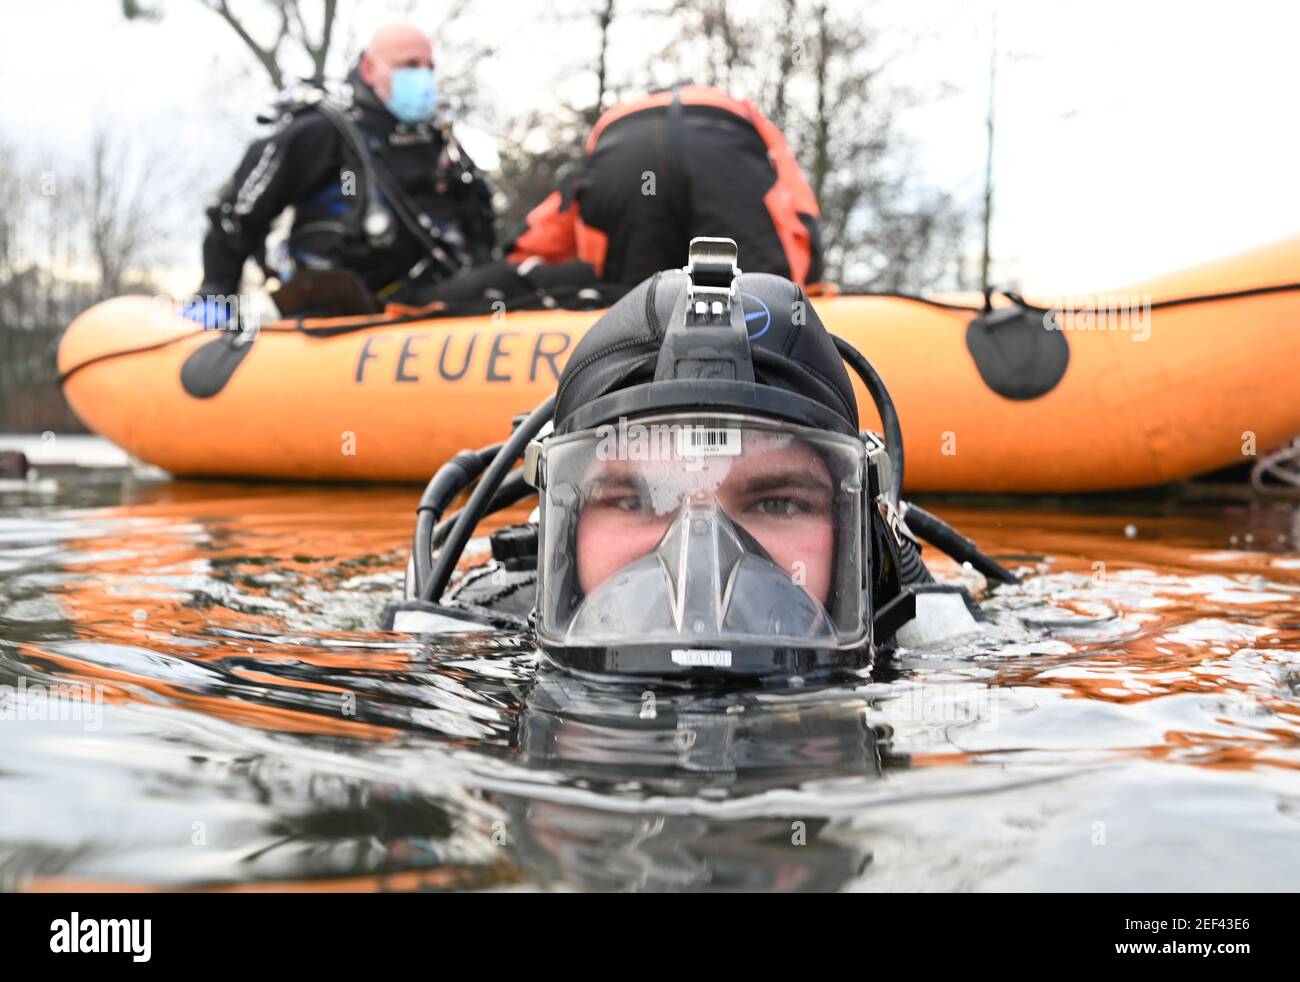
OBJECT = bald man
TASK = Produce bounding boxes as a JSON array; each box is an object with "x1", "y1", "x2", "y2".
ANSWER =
[{"x1": 195, "y1": 23, "x2": 496, "y2": 319}]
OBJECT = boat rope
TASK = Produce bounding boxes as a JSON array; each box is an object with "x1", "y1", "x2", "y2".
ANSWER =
[{"x1": 58, "y1": 279, "x2": 1300, "y2": 383}]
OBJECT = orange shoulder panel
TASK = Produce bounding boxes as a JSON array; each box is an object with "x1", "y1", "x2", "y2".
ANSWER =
[
  {"x1": 744, "y1": 100, "x2": 821, "y2": 284},
  {"x1": 744, "y1": 102, "x2": 820, "y2": 218},
  {"x1": 586, "y1": 85, "x2": 753, "y2": 151},
  {"x1": 574, "y1": 214, "x2": 609, "y2": 280}
]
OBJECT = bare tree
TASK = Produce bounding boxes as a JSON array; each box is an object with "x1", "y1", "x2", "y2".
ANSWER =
[
  {"x1": 125, "y1": 0, "x2": 498, "y2": 122},
  {"x1": 80, "y1": 130, "x2": 162, "y2": 296},
  {"x1": 492, "y1": 107, "x2": 592, "y2": 236},
  {"x1": 662, "y1": 0, "x2": 971, "y2": 291},
  {"x1": 121, "y1": 0, "x2": 342, "y2": 88},
  {"x1": 665, "y1": 0, "x2": 757, "y2": 90},
  {"x1": 595, "y1": 0, "x2": 617, "y2": 112},
  {"x1": 980, "y1": 11, "x2": 996, "y2": 295},
  {"x1": 0, "y1": 130, "x2": 170, "y2": 432},
  {"x1": 770, "y1": 0, "x2": 800, "y2": 129},
  {"x1": 195, "y1": 0, "x2": 343, "y2": 87},
  {"x1": 493, "y1": 0, "x2": 642, "y2": 233},
  {"x1": 782, "y1": 2, "x2": 969, "y2": 291}
]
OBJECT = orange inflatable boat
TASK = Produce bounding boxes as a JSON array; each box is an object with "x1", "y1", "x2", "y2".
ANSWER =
[{"x1": 59, "y1": 235, "x2": 1300, "y2": 492}]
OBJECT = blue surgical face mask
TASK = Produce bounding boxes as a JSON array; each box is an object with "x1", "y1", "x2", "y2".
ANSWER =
[{"x1": 385, "y1": 67, "x2": 438, "y2": 124}]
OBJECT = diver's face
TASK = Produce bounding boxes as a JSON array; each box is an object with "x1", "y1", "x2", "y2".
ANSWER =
[
  {"x1": 575, "y1": 437, "x2": 836, "y2": 605},
  {"x1": 360, "y1": 29, "x2": 435, "y2": 102}
]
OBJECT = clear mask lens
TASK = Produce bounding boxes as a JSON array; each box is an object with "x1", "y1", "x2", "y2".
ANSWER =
[{"x1": 534, "y1": 414, "x2": 866, "y2": 649}]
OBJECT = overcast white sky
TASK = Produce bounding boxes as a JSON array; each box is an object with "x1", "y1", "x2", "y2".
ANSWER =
[{"x1": 3, "y1": 0, "x2": 1298, "y2": 293}]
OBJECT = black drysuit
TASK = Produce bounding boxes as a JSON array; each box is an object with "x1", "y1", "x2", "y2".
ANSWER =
[{"x1": 200, "y1": 69, "x2": 496, "y2": 300}]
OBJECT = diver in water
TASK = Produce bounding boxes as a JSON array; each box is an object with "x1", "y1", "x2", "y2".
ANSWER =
[{"x1": 388, "y1": 238, "x2": 1014, "y2": 679}]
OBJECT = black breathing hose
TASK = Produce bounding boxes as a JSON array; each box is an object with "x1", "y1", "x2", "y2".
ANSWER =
[
  {"x1": 833, "y1": 335, "x2": 904, "y2": 504},
  {"x1": 831, "y1": 335, "x2": 1017, "y2": 585},
  {"x1": 412, "y1": 443, "x2": 503, "y2": 591},
  {"x1": 422, "y1": 395, "x2": 555, "y2": 603},
  {"x1": 902, "y1": 502, "x2": 1019, "y2": 585},
  {"x1": 430, "y1": 470, "x2": 535, "y2": 552}
]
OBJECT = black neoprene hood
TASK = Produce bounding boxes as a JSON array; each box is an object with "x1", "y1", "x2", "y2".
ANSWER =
[{"x1": 553, "y1": 269, "x2": 860, "y2": 435}]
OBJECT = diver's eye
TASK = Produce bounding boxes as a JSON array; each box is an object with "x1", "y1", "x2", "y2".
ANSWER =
[
  {"x1": 607, "y1": 494, "x2": 651, "y2": 513},
  {"x1": 585, "y1": 482, "x2": 655, "y2": 515},
  {"x1": 751, "y1": 496, "x2": 809, "y2": 518}
]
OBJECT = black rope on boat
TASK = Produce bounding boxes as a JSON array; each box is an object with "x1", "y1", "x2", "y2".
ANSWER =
[
  {"x1": 57, "y1": 330, "x2": 209, "y2": 386},
  {"x1": 59, "y1": 279, "x2": 1300, "y2": 383}
]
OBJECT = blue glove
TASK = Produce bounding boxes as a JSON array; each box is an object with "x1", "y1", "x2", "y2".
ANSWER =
[{"x1": 181, "y1": 291, "x2": 237, "y2": 329}]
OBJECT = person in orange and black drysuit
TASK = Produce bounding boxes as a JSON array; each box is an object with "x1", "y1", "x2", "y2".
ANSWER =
[
  {"x1": 513, "y1": 85, "x2": 824, "y2": 288},
  {"x1": 427, "y1": 84, "x2": 824, "y2": 308}
]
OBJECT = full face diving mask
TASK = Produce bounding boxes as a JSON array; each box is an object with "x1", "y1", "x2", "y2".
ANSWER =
[
  {"x1": 530, "y1": 416, "x2": 871, "y2": 678},
  {"x1": 525, "y1": 239, "x2": 876, "y2": 679},
  {"x1": 532, "y1": 412, "x2": 868, "y2": 671}
]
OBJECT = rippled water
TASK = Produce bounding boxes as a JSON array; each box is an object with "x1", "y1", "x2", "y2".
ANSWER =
[{"x1": 2, "y1": 464, "x2": 1299, "y2": 892}]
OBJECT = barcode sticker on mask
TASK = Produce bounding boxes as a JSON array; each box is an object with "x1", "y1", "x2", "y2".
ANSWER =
[{"x1": 676, "y1": 426, "x2": 742, "y2": 457}]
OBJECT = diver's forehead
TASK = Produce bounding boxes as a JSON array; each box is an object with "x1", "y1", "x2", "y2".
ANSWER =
[{"x1": 369, "y1": 24, "x2": 433, "y2": 63}]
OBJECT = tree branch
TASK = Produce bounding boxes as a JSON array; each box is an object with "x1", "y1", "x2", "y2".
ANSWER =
[{"x1": 206, "y1": 0, "x2": 285, "y2": 88}]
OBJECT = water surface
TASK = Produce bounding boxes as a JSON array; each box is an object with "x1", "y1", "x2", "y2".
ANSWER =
[{"x1": 2, "y1": 464, "x2": 1298, "y2": 891}]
